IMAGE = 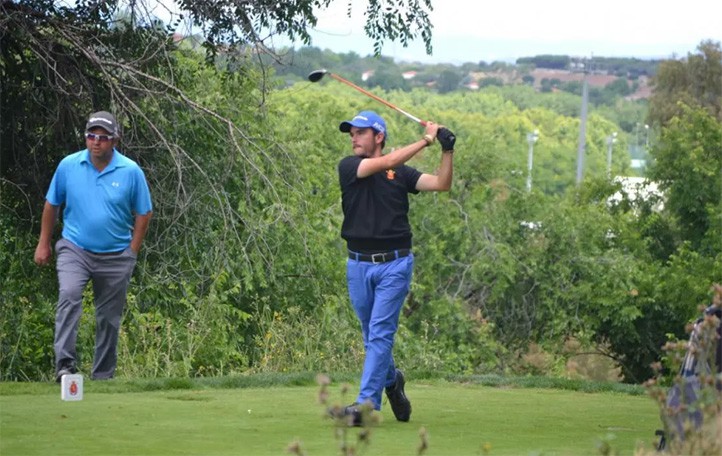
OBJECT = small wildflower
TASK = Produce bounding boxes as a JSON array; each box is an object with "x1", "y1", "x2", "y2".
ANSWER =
[
  {"x1": 481, "y1": 442, "x2": 492, "y2": 455},
  {"x1": 417, "y1": 426, "x2": 429, "y2": 455},
  {"x1": 285, "y1": 440, "x2": 304, "y2": 456}
]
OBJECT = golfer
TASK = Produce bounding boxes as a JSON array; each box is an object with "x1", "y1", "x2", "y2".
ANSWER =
[
  {"x1": 336, "y1": 110, "x2": 456, "y2": 424},
  {"x1": 34, "y1": 111, "x2": 152, "y2": 382}
]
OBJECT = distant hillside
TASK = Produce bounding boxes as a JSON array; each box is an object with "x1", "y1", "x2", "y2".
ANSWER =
[
  {"x1": 516, "y1": 55, "x2": 659, "y2": 78},
  {"x1": 270, "y1": 46, "x2": 659, "y2": 101}
]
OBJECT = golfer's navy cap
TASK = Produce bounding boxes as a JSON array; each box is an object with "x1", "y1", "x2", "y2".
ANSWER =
[{"x1": 339, "y1": 111, "x2": 387, "y2": 138}]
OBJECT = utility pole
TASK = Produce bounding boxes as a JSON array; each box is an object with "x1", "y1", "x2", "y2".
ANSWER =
[
  {"x1": 606, "y1": 132, "x2": 617, "y2": 178},
  {"x1": 576, "y1": 63, "x2": 589, "y2": 185},
  {"x1": 526, "y1": 130, "x2": 539, "y2": 192}
]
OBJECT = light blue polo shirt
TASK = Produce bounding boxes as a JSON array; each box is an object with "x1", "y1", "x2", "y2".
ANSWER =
[{"x1": 46, "y1": 149, "x2": 153, "y2": 253}]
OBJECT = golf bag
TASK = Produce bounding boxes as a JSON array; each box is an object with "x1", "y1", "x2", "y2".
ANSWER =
[{"x1": 656, "y1": 304, "x2": 722, "y2": 451}]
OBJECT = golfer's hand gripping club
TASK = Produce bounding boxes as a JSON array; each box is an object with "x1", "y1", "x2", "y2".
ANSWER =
[{"x1": 437, "y1": 127, "x2": 456, "y2": 151}]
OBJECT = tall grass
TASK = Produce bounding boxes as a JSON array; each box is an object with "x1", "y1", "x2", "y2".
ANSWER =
[{"x1": 253, "y1": 297, "x2": 364, "y2": 373}]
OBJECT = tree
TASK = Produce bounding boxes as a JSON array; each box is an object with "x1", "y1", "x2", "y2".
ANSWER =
[
  {"x1": 516, "y1": 55, "x2": 570, "y2": 70},
  {"x1": 436, "y1": 69, "x2": 462, "y2": 94},
  {"x1": 175, "y1": 0, "x2": 434, "y2": 58},
  {"x1": 366, "y1": 66, "x2": 409, "y2": 91},
  {"x1": 646, "y1": 105, "x2": 722, "y2": 252},
  {"x1": 540, "y1": 78, "x2": 561, "y2": 93},
  {"x1": 479, "y1": 77, "x2": 503, "y2": 88},
  {"x1": 604, "y1": 78, "x2": 633, "y2": 97},
  {"x1": 647, "y1": 40, "x2": 722, "y2": 127}
]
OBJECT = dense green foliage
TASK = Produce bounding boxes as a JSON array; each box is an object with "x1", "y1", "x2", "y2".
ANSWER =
[
  {"x1": 1, "y1": 2, "x2": 720, "y2": 386},
  {"x1": 647, "y1": 106, "x2": 722, "y2": 252},
  {"x1": 648, "y1": 40, "x2": 722, "y2": 127}
]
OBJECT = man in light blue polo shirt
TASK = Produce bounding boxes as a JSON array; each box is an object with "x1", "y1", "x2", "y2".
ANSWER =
[{"x1": 34, "y1": 111, "x2": 152, "y2": 382}]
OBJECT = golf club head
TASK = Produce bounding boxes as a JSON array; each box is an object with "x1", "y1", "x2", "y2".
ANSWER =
[{"x1": 307, "y1": 69, "x2": 328, "y2": 83}]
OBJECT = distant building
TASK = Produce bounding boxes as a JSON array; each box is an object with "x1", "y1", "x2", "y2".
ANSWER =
[
  {"x1": 361, "y1": 70, "x2": 374, "y2": 82},
  {"x1": 402, "y1": 71, "x2": 417, "y2": 80}
]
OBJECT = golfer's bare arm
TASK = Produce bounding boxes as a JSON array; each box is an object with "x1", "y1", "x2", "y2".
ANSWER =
[
  {"x1": 130, "y1": 212, "x2": 152, "y2": 254},
  {"x1": 357, "y1": 139, "x2": 432, "y2": 178},
  {"x1": 34, "y1": 201, "x2": 59, "y2": 265},
  {"x1": 416, "y1": 152, "x2": 453, "y2": 192},
  {"x1": 357, "y1": 123, "x2": 441, "y2": 178}
]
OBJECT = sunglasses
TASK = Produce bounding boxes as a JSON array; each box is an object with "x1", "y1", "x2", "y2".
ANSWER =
[{"x1": 85, "y1": 133, "x2": 115, "y2": 142}]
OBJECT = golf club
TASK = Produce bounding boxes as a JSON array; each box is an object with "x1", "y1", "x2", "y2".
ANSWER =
[{"x1": 308, "y1": 69, "x2": 427, "y2": 126}]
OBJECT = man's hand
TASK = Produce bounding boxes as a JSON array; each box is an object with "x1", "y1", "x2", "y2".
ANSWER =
[
  {"x1": 423, "y1": 121, "x2": 440, "y2": 140},
  {"x1": 34, "y1": 242, "x2": 52, "y2": 266},
  {"x1": 438, "y1": 127, "x2": 456, "y2": 151}
]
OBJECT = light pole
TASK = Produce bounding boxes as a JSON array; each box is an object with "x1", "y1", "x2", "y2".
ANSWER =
[
  {"x1": 526, "y1": 129, "x2": 539, "y2": 192},
  {"x1": 635, "y1": 122, "x2": 649, "y2": 151},
  {"x1": 576, "y1": 63, "x2": 589, "y2": 185},
  {"x1": 606, "y1": 132, "x2": 617, "y2": 178}
]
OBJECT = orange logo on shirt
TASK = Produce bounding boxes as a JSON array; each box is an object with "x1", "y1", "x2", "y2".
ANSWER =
[{"x1": 386, "y1": 169, "x2": 396, "y2": 180}]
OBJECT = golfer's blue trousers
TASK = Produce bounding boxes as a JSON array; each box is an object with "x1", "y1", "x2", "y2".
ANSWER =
[{"x1": 346, "y1": 252, "x2": 414, "y2": 410}]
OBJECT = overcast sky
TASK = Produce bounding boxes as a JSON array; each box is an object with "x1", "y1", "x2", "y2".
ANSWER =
[{"x1": 294, "y1": 0, "x2": 722, "y2": 64}]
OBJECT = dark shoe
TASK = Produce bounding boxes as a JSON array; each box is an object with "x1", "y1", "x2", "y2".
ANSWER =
[
  {"x1": 55, "y1": 365, "x2": 78, "y2": 383},
  {"x1": 344, "y1": 403, "x2": 364, "y2": 427},
  {"x1": 385, "y1": 369, "x2": 411, "y2": 422},
  {"x1": 328, "y1": 403, "x2": 363, "y2": 427}
]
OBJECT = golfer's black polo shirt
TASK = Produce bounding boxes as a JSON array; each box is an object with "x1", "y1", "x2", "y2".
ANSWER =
[{"x1": 338, "y1": 155, "x2": 422, "y2": 253}]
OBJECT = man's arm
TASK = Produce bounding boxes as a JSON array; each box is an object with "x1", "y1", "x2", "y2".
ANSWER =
[
  {"x1": 129, "y1": 212, "x2": 152, "y2": 254},
  {"x1": 357, "y1": 122, "x2": 440, "y2": 178},
  {"x1": 34, "y1": 201, "x2": 60, "y2": 265},
  {"x1": 416, "y1": 127, "x2": 456, "y2": 192},
  {"x1": 415, "y1": 152, "x2": 453, "y2": 192},
  {"x1": 358, "y1": 139, "x2": 430, "y2": 178}
]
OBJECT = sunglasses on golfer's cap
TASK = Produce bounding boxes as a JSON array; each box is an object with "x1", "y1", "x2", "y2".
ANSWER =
[{"x1": 85, "y1": 132, "x2": 115, "y2": 142}]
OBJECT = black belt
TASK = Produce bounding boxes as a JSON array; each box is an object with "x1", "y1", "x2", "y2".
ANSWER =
[{"x1": 348, "y1": 249, "x2": 411, "y2": 264}]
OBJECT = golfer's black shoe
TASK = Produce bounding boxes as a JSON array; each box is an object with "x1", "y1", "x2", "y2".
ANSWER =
[
  {"x1": 385, "y1": 368, "x2": 411, "y2": 422},
  {"x1": 344, "y1": 403, "x2": 364, "y2": 427},
  {"x1": 328, "y1": 403, "x2": 363, "y2": 427},
  {"x1": 55, "y1": 365, "x2": 78, "y2": 383}
]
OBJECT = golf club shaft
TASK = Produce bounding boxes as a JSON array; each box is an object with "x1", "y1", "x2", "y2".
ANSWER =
[{"x1": 327, "y1": 73, "x2": 426, "y2": 126}]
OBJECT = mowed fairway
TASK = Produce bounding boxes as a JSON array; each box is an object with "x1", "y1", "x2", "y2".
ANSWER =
[{"x1": 1, "y1": 379, "x2": 660, "y2": 455}]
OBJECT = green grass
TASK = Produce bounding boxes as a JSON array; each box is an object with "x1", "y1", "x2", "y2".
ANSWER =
[{"x1": 1, "y1": 374, "x2": 661, "y2": 455}]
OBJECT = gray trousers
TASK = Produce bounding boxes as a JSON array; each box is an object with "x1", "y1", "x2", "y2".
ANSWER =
[{"x1": 54, "y1": 238, "x2": 137, "y2": 379}]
